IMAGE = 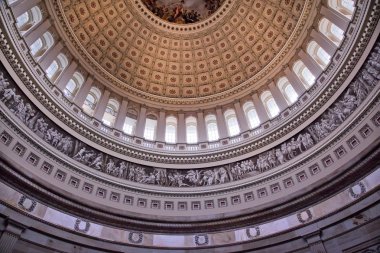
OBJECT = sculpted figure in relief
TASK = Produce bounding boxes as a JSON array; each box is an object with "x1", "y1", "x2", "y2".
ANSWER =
[
  {"x1": 73, "y1": 147, "x2": 87, "y2": 160},
  {"x1": 1, "y1": 88, "x2": 16, "y2": 103},
  {"x1": 186, "y1": 170, "x2": 202, "y2": 186},
  {"x1": 105, "y1": 159, "x2": 115, "y2": 174},
  {"x1": 90, "y1": 154, "x2": 103, "y2": 170}
]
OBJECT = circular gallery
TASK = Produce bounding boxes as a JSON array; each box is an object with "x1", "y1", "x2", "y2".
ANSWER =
[{"x1": 0, "y1": 0, "x2": 379, "y2": 252}]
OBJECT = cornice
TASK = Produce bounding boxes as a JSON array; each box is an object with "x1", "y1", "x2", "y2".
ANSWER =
[
  {"x1": 0, "y1": 142, "x2": 379, "y2": 233},
  {"x1": 0, "y1": 1, "x2": 378, "y2": 171}
]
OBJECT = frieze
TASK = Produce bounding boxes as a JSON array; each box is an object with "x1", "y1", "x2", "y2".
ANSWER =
[
  {"x1": 0, "y1": 0, "x2": 377, "y2": 166},
  {"x1": 0, "y1": 42, "x2": 379, "y2": 188}
]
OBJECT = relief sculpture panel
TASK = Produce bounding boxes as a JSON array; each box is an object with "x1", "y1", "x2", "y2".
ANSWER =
[{"x1": 0, "y1": 43, "x2": 379, "y2": 187}]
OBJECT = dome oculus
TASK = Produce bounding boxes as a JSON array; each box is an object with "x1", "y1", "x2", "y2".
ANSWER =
[{"x1": 141, "y1": 0, "x2": 225, "y2": 24}]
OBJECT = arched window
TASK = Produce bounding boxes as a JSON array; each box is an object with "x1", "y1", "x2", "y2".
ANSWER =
[
  {"x1": 165, "y1": 116, "x2": 177, "y2": 143},
  {"x1": 328, "y1": 0, "x2": 354, "y2": 18},
  {"x1": 261, "y1": 91, "x2": 280, "y2": 118},
  {"x1": 82, "y1": 87, "x2": 101, "y2": 116},
  {"x1": 144, "y1": 116, "x2": 157, "y2": 141},
  {"x1": 123, "y1": 111, "x2": 137, "y2": 135},
  {"x1": 242, "y1": 101, "x2": 260, "y2": 128},
  {"x1": 319, "y1": 18, "x2": 344, "y2": 46},
  {"x1": 30, "y1": 31, "x2": 54, "y2": 58},
  {"x1": 277, "y1": 77, "x2": 299, "y2": 105},
  {"x1": 205, "y1": 114, "x2": 219, "y2": 141},
  {"x1": 186, "y1": 116, "x2": 198, "y2": 144},
  {"x1": 7, "y1": 0, "x2": 20, "y2": 5},
  {"x1": 16, "y1": 6, "x2": 42, "y2": 32},
  {"x1": 307, "y1": 41, "x2": 331, "y2": 69},
  {"x1": 293, "y1": 60, "x2": 316, "y2": 88},
  {"x1": 224, "y1": 109, "x2": 240, "y2": 136},
  {"x1": 46, "y1": 61, "x2": 58, "y2": 79},
  {"x1": 64, "y1": 72, "x2": 84, "y2": 99},
  {"x1": 45, "y1": 53, "x2": 68, "y2": 81},
  {"x1": 16, "y1": 12, "x2": 30, "y2": 28},
  {"x1": 102, "y1": 99, "x2": 120, "y2": 127},
  {"x1": 30, "y1": 38, "x2": 42, "y2": 56}
]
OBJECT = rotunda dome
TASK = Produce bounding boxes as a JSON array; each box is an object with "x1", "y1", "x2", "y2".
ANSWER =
[{"x1": 0, "y1": 0, "x2": 379, "y2": 252}]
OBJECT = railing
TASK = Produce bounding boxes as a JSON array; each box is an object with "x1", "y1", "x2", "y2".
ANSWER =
[
  {"x1": 83, "y1": 99, "x2": 95, "y2": 109},
  {"x1": 186, "y1": 145, "x2": 199, "y2": 151}
]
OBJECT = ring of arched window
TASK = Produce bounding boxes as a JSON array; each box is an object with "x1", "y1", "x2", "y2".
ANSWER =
[
  {"x1": 277, "y1": 77, "x2": 299, "y2": 105},
  {"x1": 307, "y1": 41, "x2": 331, "y2": 69},
  {"x1": 205, "y1": 114, "x2": 219, "y2": 142},
  {"x1": 242, "y1": 101, "x2": 260, "y2": 128},
  {"x1": 165, "y1": 116, "x2": 177, "y2": 143},
  {"x1": 224, "y1": 109, "x2": 240, "y2": 136},
  {"x1": 319, "y1": 18, "x2": 344, "y2": 46},
  {"x1": 261, "y1": 91, "x2": 280, "y2": 118},
  {"x1": 328, "y1": 0, "x2": 355, "y2": 18},
  {"x1": 30, "y1": 31, "x2": 54, "y2": 58},
  {"x1": 16, "y1": 6, "x2": 42, "y2": 32},
  {"x1": 186, "y1": 116, "x2": 198, "y2": 144}
]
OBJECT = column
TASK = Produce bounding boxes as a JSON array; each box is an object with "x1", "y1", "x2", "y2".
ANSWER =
[
  {"x1": 93, "y1": 89, "x2": 110, "y2": 120},
  {"x1": 310, "y1": 29, "x2": 337, "y2": 56},
  {"x1": 298, "y1": 50, "x2": 324, "y2": 77},
  {"x1": 321, "y1": 5, "x2": 350, "y2": 31},
  {"x1": 197, "y1": 111, "x2": 207, "y2": 142},
  {"x1": 24, "y1": 19, "x2": 51, "y2": 46},
  {"x1": 56, "y1": 61, "x2": 78, "y2": 90},
  {"x1": 177, "y1": 112, "x2": 186, "y2": 143},
  {"x1": 11, "y1": 0, "x2": 41, "y2": 17},
  {"x1": 285, "y1": 67, "x2": 307, "y2": 95},
  {"x1": 251, "y1": 93, "x2": 269, "y2": 123},
  {"x1": 38, "y1": 41, "x2": 63, "y2": 70},
  {"x1": 114, "y1": 99, "x2": 129, "y2": 130},
  {"x1": 73, "y1": 76, "x2": 93, "y2": 106},
  {"x1": 134, "y1": 106, "x2": 147, "y2": 138},
  {"x1": 0, "y1": 220, "x2": 25, "y2": 253},
  {"x1": 216, "y1": 107, "x2": 229, "y2": 139},
  {"x1": 155, "y1": 110, "x2": 166, "y2": 142},
  {"x1": 233, "y1": 101, "x2": 250, "y2": 132},
  {"x1": 268, "y1": 82, "x2": 288, "y2": 111}
]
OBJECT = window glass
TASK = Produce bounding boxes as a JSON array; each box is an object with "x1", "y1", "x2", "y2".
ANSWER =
[
  {"x1": 317, "y1": 47, "x2": 331, "y2": 66},
  {"x1": 342, "y1": 0, "x2": 354, "y2": 11},
  {"x1": 123, "y1": 117, "x2": 136, "y2": 135},
  {"x1": 246, "y1": 109, "x2": 260, "y2": 128},
  {"x1": 284, "y1": 84, "x2": 298, "y2": 104},
  {"x1": 302, "y1": 67, "x2": 315, "y2": 85},
  {"x1": 205, "y1": 115, "x2": 219, "y2": 141},
  {"x1": 144, "y1": 118, "x2": 157, "y2": 140},
  {"x1": 267, "y1": 98, "x2": 280, "y2": 118},
  {"x1": 16, "y1": 12, "x2": 29, "y2": 28},
  {"x1": 186, "y1": 117, "x2": 198, "y2": 143},
  {"x1": 207, "y1": 122, "x2": 219, "y2": 141},
  {"x1": 227, "y1": 117, "x2": 240, "y2": 136},
  {"x1": 243, "y1": 102, "x2": 260, "y2": 128},
  {"x1": 46, "y1": 61, "x2": 58, "y2": 79},
  {"x1": 30, "y1": 38, "x2": 42, "y2": 55},
  {"x1": 165, "y1": 116, "x2": 177, "y2": 143}
]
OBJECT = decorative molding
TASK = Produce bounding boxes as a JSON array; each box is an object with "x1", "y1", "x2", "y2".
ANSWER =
[
  {"x1": 194, "y1": 234, "x2": 209, "y2": 246},
  {"x1": 74, "y1": 219, "x2": 90, "y2": 233},
  {"x1": 128, "y1": 232, "x2": 143, "y2": 244},
  {"x1": 297, "y1": 209, "x2": 313, "y2": 224},
  {"x1": 17, "y1": 195, "x2": 36, "y2": 212},
  {"x1": 349, "y1": 182, "x2": 366, "y2": 199}
]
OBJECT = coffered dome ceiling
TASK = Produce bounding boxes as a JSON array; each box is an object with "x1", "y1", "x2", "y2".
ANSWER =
[
  {"x1": 57, "y1": 0, "x2": 313, "y2": 105},
  {"x1": 1, "y1": 0, "x2": 380, "y2": 251}
]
